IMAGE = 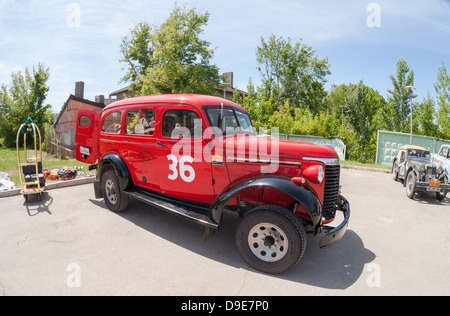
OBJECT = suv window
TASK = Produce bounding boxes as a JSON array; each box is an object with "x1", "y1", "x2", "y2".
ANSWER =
[
  {"x1": 205, "y1": 107, "x2": 255, "y2": 135},
  {"x1": 162, "y1": 109, "x2": 201, "y2": 138},
  {"x1": 125, "y1": 109, "x2": 156, "y2": 135},
  {"x1": 102, "y1": 111, "x2": 122, "y2": 134},
  {"x1": 440, "y1": 146, "x2": 449, "y2": 158}
]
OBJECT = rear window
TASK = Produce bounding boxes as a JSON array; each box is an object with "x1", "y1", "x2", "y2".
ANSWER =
[
  {"x1": 102, "y1": 111, "x2": 122, "y2": 134},
  {"x1": 78, "y1": 115, "x2": 91, "y2": 127}
]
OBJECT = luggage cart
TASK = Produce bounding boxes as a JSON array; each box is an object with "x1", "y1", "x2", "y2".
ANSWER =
[{"x1": 16, "y1": 118, "x2": 45, "y2": 202}]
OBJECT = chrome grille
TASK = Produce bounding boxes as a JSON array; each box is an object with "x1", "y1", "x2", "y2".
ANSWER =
[{"x1": 323, "y1": 165, "x2": 340, "y2": 220}]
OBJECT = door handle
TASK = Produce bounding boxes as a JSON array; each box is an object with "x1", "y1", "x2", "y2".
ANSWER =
[{"x1": 156, "y1": 141, "x2": 167, "y2": 147}]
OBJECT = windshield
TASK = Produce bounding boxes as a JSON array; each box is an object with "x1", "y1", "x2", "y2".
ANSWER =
[
  {"x1": 407, "y1": 149, "x2": 430, "y2": 159},
  {"x1": 205, "y1": 106, "x2": 256, "y2": 136}
]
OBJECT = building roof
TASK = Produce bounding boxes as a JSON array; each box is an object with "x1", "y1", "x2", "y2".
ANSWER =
[{"x1": 54, "y1": 94, "x2": 105, "y2": 127}]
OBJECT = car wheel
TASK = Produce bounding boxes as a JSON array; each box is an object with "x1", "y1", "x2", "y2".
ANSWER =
[
  {"x1": 406, "y1": 171, "x2": 416, "y2": 199},
  {"x1": 392, "y1": 161, "x2": 399, "y2": 181},
  {"x1": 436, "y1": 176, "x2": 448, "y2": 201},
  {"x1": 236, "y1": 205, "x2": 306, "y2": 274},
  {"x1": 101, "y1": 170, "x2": 129, "y2": 212}
]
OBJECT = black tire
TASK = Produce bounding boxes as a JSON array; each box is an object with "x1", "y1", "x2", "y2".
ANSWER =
[
  {"x1": 392, "y1": 161, "x2": 399, "y2": 181},
  {"x1": 436, "y1": 176, "x2": 448, "y2": 201},
  {"x1": 236, "y1": 205, "x2": 306, "y2": 274},
  {"x1": 101, "y1": 170, "x2": 129, "y2": 212},
  {"x1": 406, "y1": 171, "x2": 416, "y2": 199}
]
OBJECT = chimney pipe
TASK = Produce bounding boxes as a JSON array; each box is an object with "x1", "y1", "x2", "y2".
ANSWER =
[{"x1": 75, "y1": 81, "x2": 84, "y2": 99}]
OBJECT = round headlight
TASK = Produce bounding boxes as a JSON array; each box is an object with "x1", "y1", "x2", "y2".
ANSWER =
[{"x1": 318, "y1": 165, "x2": 325, "y2": 184}]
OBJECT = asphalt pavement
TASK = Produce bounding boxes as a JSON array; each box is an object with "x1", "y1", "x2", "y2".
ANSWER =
[{"x1": 0, "y1": 168, "x2": 449, "y2": 296}]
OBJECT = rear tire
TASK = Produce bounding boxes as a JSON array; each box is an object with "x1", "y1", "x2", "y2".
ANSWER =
[
  {"x1": 236, "y1": 205, "x2": 306, "y2": 274},
  {"x1": 101, "y1": 170, "x2": 129, "y2": 212}
]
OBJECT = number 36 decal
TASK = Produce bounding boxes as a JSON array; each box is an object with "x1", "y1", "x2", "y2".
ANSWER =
[{"x1": 167, "y1": 155, "x2": 196, "y2": 183}]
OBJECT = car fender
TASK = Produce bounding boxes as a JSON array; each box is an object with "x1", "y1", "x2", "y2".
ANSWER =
[
  {"x1": 96, "y1": 153, "x2": 133, "y2": 196},
  {"x1": 208, "y1": 176, "x2": 322, "y2": 229},
  {"x1": 403, "y1": 165, "x2": 419, "y2": 187}
]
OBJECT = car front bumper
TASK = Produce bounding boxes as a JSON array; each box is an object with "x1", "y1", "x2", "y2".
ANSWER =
[
  {"x1": 416, "y1": 182, "x2": 450, "y2": 193},
  {"x1": 319, "y1": 194, "x2": 350, "y2": 249}
]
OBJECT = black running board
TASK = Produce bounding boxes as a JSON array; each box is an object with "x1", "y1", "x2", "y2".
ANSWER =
[{"x1": 123, "y1": 189, "x2": 218, "y2": 230}]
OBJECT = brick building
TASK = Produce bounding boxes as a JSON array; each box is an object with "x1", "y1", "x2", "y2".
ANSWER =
[{"x1": 53, "y1": 82, "x2": 105, "y2": 157}]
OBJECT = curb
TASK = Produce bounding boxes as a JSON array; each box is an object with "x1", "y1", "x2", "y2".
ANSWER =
[
  {"x1": 342, "y1": 164, "x2": 391, "y2": 173},
  {"x1": 0, "y1": 177, "x2": 96, "y2": 198}
]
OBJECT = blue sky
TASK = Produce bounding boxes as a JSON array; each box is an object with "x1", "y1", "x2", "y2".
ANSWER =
[{"x1": 0, "y1": 0, "x2": 449, "y2": 112}]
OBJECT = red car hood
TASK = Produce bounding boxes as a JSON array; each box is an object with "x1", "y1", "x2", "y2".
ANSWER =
[{"x1": 220, "y1": 135, "x2": 339, "y2": 163}]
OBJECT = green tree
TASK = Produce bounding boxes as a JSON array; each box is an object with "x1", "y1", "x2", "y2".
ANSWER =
[
  {"x1": 434, "y1": 62, "x2": 450, "y2": 139},
  {"x1": 413, "y1": 92, "x2": 438, "y2": 137},
  {"x1": 120, "y1": 4, "x2": 221, "y2": 96},
  {"x1": 255, "y1": 35, "x2": 330, "y2": 113},
  {"x1": 386, "y1": 58, "x2": 416, "y2": 132},
  {"x1": 119, "y1": 22, "x2": 153, "y2": 91},
  {"x1": 0, "y1": 63, "x2": 52, "y2": 147}
]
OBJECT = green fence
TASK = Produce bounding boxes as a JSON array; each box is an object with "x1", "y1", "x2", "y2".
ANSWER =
[
  {"x1": 375, "y1": 130, "x2": 450, "y2": 166},
  {"x1": 277, "y1": 134, "x2": 346, "y2": 161}
]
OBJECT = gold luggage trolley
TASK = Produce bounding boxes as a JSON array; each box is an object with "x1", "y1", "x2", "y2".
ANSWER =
[{"x1": 16, "y1": 118, "x2": 45, "y2": 202}]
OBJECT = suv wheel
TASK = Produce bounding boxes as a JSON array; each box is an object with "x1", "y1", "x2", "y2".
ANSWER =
[
  {"x1": 101, "y1": 170, "x2": 129, "y2": 212},
  {"x1": 236, "y1": 205, "x2": 306, "y2": 274},
  {"x1": 406, "y1": 171, "x2": 416, "y2": 199}
]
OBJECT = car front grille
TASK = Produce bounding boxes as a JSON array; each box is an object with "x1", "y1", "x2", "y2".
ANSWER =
[{"x1": 323, "y1": 164, "x2": 340, "y2": 220}]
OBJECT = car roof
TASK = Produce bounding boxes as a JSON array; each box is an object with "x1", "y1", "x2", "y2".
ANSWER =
[
  {"x1": 102, "y1": 94, "x2": 246, "y2": 112},
  {"x1": 399, "y1": 145, "x2": 429, "y2": 152}
]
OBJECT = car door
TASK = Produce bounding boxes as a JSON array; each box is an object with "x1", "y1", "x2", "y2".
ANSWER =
[
  {"x1": 156, "y1": 106, "x2": 215, "y2": 204},
  {"x1": 76, "y1": 109, "x2": 99, "y2": 164},
  {"x1": 123, "y1": 106, "x2": 159, "y2": 191}
]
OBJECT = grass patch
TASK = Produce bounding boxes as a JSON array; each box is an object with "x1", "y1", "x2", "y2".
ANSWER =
[
  {"x1": 0, "y1": 147, "x2": 93, "y2": 186},
  {"x1": 342, "y1": 159, "x2": 391, "y2": 170}
]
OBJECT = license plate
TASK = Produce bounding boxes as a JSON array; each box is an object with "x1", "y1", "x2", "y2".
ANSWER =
[
  {"x1": 427, "y1": 187, "x2": 441, "y2": 192},
  {"x1": 429, "y1": 178, "x2": 441, "y2": 187},
  {"x1": 80, "y1": 146, "x2": 90, "y2": 155}
]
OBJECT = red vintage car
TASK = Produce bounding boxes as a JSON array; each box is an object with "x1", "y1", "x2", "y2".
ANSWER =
[{"x1": 76, "y1": 94, "x2": 350, "y2": 274}]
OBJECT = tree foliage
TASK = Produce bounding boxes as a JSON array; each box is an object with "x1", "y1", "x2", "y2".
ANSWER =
[
  {"x1": 256, "y1": 35, "x2": 330, "y2": 113},
  {"x1": 434, "y1": 62, "x2": 450, "y2": 139},
  {"x1": 119, "y1": 4, "x2": 220, "y2": 96},
  {"x1": 385, "y1": 58, "x2": 416, "y2": 132},
  {"x1": 0, "y1": 63, "x2": 52, "y2": 147}
]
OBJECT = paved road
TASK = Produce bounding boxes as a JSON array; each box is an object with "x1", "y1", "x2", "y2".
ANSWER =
[{"x1": 0, "y1": 168, "x2": 449, "y2": 296}]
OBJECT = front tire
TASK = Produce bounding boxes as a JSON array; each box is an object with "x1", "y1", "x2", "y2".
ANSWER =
[
  {"x1": 436, "y1": 176, "x2": 448, "y2": 201},
  {"x1": 406, "y1": 171, "x2": 416, "y2": 199},
  {"x1": 101, "y1": 170, "x2": 129, "y2": 212},
  {"x1": 236, "y1": 205, "x2": 306, "y2": 274}
]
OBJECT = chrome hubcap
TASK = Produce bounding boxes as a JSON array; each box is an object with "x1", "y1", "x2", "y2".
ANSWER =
[
  {"x1": 105, "y1": 179, "x2": 117, "y2": 204},
  {"x1": 248, "y1": 223, "x2": 288, "y2": 262}
]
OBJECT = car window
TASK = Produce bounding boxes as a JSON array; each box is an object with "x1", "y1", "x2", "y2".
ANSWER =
[
  {"x1": 125, "y1": 109, "x2": 156, "y2": 135},
  {"x1": 102, "y1": 111, "x2": 122, "y2": 134},
  {"x1": 206, "y1": 107, "x2": 255, "y2": 135},
  {"x1": 162, "y1": 109, "x2": 201, "y2": 138},
  {"x1": 400, "y1": 151, "x2": 406, "y2": 163},
  {"x1": 441, "y1": 146, "x2": 449, "y2": 158}
]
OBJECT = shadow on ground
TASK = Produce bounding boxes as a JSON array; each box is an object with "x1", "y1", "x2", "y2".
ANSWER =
[{"x1": 90, "y1": 198, "x2": 375, "y2": 290}]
